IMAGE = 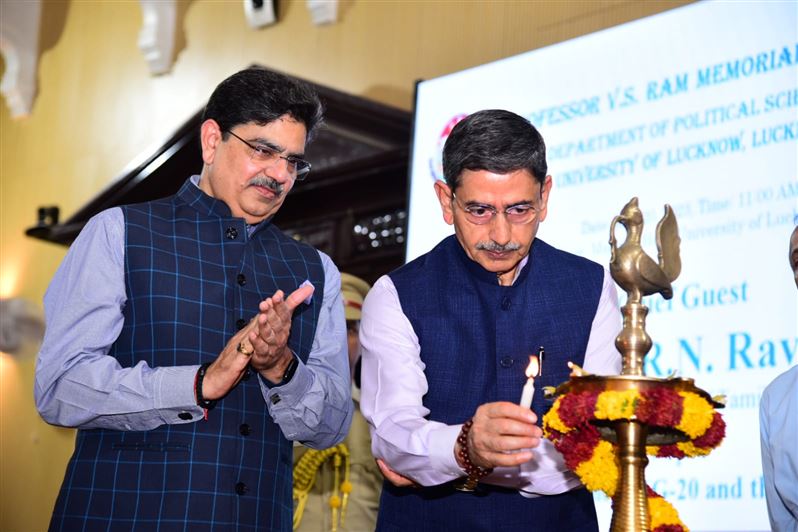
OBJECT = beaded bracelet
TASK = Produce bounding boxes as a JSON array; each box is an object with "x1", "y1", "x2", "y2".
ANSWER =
[{"x1": 454, "y1": 418, "x2": 493, "y2": 492}]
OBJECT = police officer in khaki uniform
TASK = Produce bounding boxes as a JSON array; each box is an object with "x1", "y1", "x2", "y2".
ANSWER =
[{"x1": 294, "y1": 273, "x2": 382, "y2": 532}]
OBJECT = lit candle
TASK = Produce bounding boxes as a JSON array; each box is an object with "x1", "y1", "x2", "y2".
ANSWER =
[{"x1": 519, "y1": 355, "x2": 540, "y2": 409}]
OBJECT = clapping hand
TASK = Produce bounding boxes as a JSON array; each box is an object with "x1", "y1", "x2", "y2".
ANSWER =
[
  {"x1": 201, "y1": 283, "x2": 314, "y2": 399},
  {"x1": 248, "y1": 284, "x2": 314, "y2": 383}
]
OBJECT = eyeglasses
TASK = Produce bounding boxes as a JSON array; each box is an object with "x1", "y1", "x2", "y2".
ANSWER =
[
  {"x1": 225, "y1": 130, "x2": 312, "y2": 180},
  {"x1": 451, "y1": 192, "x2": 539, "y2": 225}
]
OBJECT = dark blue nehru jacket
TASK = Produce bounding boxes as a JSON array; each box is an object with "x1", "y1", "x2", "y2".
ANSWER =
[
  {"x1": 379, "y1": 235, "x2": 603, "y2": 532},
  {"x1": 49, "y1": 179, "x2": 324, "y2": 532}
]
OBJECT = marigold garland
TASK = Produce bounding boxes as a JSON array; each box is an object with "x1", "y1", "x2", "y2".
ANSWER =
[
  {"x1": 647, "y1": 488, "x2": 686, "y2": 532},
  {"x1": 543, "y1": 388, "x2": 725, "y2": 532},
  {"x1": 595, "y1": 389, "x2": 639, "y2": 420},
  {"x1": 575, "y1": 439, "x2": 618, "y2": 495},
  {"x1": 676, "y1": 392, "x2": 715, "y2": 438}
]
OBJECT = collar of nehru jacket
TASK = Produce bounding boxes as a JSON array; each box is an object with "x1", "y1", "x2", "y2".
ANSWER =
[
  {"x1": 453, "y1": 235, "x2": 534, "y2": 287},
  {"x1": 181, "y1": 175, "x2": 275, "y2": 229}
]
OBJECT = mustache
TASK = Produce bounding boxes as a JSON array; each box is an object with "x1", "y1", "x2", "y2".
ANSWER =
[
  {"x1": 248, "y1": 176, "x2": 284, "y2": 196},
  {"x1": 476, "y1": 241, "x2": 521, "y2": 252}
]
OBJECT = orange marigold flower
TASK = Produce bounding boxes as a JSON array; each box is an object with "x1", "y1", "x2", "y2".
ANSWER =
[
  {"x1": 676, "y1": 392, "x2": 714, "y2": 439},
  {"x1": 575, "y1": 440, "x2": 618, "y2": 496},
  {"x1": 649, "y1": 494, "x2": 685, "y2": 530},
  {"x1": 558, "y1": 424, "x2": 601, "y2": 471},
  {"x1": 595, "y1": 389, "x2": 640, "y2": 420},
  {"x1": 676, "y1": 441, "x2": 712, "y2": 457},
  {"x1": 692, "y1": 412, "x2": 726, "y2": 450},
  {"x1": 543, "y1": 398, "x2": 571, "y2": 435},
  {"x1": 656, "y1": 444, "x2": 686, "y2": 459}
]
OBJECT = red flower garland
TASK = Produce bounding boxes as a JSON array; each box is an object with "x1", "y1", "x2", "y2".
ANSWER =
[{"x1": 638, "y1": 388, "x2": 683, "y2": 427}]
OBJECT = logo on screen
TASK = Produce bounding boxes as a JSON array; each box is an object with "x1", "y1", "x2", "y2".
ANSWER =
[{"x1": 428, "y1": 113, "x2": 467, "y2": 182}]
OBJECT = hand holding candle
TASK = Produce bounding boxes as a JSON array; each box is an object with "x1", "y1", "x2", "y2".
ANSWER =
[{"x1": 519, "y1": 354, "x2": 540, "y2": 409}]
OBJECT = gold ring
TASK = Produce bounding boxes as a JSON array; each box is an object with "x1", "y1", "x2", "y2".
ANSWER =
[{"x1": 237, "y1": 342, "x2": 254, "y2": 356}]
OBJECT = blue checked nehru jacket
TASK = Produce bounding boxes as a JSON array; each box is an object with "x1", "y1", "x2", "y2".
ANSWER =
[
  {"x1": 49, "y1": 179, "x2": 325, "y2": 532},
  {"x1": 378, "y1": 236, "x2": 603, "y2": 532}
]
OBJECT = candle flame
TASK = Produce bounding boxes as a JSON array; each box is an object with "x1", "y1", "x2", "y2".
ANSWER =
[{"x1": 525, "y1": 355, "x2": 539, "y2": 378}]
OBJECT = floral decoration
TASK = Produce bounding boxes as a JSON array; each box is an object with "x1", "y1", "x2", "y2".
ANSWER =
[{"x1": 543, "y1": 386, "x2": 725, "y2": 532}]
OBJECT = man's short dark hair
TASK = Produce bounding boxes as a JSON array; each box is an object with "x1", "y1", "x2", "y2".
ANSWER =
[
  {"x1": 202, "y1": 67, "x2": 324, "y2": 141},
  {"x1": 442, "y1": 109, "x2": 547, "y2": 190}
]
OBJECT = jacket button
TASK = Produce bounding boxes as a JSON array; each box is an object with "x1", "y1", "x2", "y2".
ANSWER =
[
  {"x1": 225, "y1": 227, "x2": 239, "y2": 240},
  {"x1": 241, "y1": 367, "x2": 252, "y2": 381},
  {"x1": 500, "y1": 356, "x2": 514, "y2": 368},
  {"x1": 501, "y1": 297, "x2": 511, "y2": 310},
  {"x1": 235, "y1": 482, "x2": 248, "y2": 495},
  {"x1": 237, "y1": 273, "x2": 246, "y2": 286},
  {"x1": 239, "y1": 423, "x2": 251, "y2": 436},
  {"x1": 178, "y1": 412, "x2": 193, "y2": 420},
  {"x1": 236, "y1": 318, "x2": 247, "y2": 330}
]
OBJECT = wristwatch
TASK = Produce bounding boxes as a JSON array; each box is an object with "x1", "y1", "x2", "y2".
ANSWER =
[
  {"x1": 195, "y1": 363, "x2": 217, "y2": 410},
  {"x1": 280, "y1": 355, "x2": 299, "y2": 385}
]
